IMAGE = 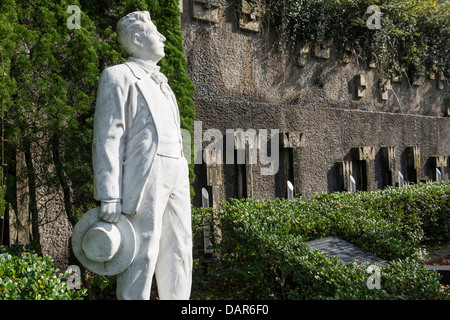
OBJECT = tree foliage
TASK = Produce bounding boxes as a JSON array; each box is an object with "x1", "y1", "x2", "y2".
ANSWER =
[
  {"x1": 0, "y1": 244, "x2": 88, "y2": 300},
  {"x1": 0, "y1": 0, "x2": 195, "y2": 251}
]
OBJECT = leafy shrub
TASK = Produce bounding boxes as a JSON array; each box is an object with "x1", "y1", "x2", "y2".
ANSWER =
[
  {"x1": 373, "y1": 182, "x2": 450, "y2": 245},
  {"x1": 0, "y1": 245, "x2": 87, "y2": 300},
  {"x1": 192, "y1": 181, "x2": 450, "y2": 299}
]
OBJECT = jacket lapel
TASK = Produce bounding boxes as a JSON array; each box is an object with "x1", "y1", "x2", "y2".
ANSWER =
[
  {"x1": 124, "y1": 60, "x2": 182, "y2": 134},
  {"x1": 124, "y1": 61, "x2": 162, "y2": 135}
]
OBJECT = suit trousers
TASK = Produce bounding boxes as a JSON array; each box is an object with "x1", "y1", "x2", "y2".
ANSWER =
[{"x1": 116, "y1": 155, "x2": 192, "y2": 300}]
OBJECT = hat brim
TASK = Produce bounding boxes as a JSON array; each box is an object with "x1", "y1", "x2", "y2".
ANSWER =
[{"x1": 72, "y1": 207, "x2": 136, "y2": 276}]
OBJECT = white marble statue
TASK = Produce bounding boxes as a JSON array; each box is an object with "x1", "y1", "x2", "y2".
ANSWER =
[{"x1": 73, "y1": 11, "x2": 192, "y2": 300}]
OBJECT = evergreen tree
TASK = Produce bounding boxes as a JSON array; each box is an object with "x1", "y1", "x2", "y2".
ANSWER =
[{"x1": 0, "y1": 0, "x2": 195, "y2": 252}]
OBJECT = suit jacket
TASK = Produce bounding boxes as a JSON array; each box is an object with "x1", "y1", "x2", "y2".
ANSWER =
[{"x1": 92, "y1": 60, "x2": 182, "y2": 214}]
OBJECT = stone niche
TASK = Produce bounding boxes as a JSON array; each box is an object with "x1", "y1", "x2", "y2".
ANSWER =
[
  {"x1": 352, "y1": 146, "x2": 375, "y2": 191},
  {"x1": 233, "y1": 131, "x2": 260, "y2": 199},
  {"x1": 380, "y1": 79, "x2": 391, "y2": 101},
  {"x1": 313, "y1": 42, "x2": 330, "y2": 60},
  {"x1": 381, "y1": 146, "x2": 396, "y2": 187},
  {"x1": 430, "y1": 155, "x2": 448, "y2": 180},
  {"x1": 279, "y1": 131, "x2": 305, "y2": 198},
  {"x1": 355, "y1": 74, "x2": 367, "y2": 98},
  {"x1": 297, "y1": 43, "x2": 310, "y2": 67},
  {"x1": 204, "y1": 147, "x2": 222, "y2": 209},
  {"x1": 191, "y1": 0, "x2": 220, "y2": 23},
  {"x1": 205, "y1": 148, "x2": 222, "y2": 187},
  {"x1": 238, "y1": 0, "x2": 263, "y2": 32},
  {"x1": 280, "y1": 131, "x2": 305, "y2": 149},
  {"x1": 406, "y1": 146, "x2": 421, "y2": 184}
]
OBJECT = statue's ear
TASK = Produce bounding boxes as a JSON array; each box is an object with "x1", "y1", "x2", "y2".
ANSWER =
[{"x1": 132, "y1": 33, "x2": 143, "y2": 48}]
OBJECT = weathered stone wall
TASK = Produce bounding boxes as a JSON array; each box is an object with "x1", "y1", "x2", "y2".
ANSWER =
[
  {"x1": 8, "y1": 137, "x2": 72, "y2": 270},
  {"x1": 180, "y1": 0, "x2": 450, "y2": 206}
]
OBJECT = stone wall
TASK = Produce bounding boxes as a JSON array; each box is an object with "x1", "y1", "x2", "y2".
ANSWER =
[
  {"x1": 7, "y1": 140, "x2": 72, "y2": 270},
  {"x1": 180, "y1": 0, "x2": 450, "y2": 206}
]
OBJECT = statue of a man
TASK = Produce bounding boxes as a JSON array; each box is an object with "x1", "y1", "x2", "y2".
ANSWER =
[{"x1": 92, "y1": 11, "x2": 192, "y2": 300}]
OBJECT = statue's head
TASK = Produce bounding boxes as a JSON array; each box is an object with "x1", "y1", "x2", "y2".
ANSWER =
[{"x1": 117, "y1": 11, "x2": 166, "y2": 63}]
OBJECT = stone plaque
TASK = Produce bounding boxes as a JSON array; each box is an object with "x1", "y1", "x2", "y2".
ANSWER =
[
  {"x1": 239, "y1": 0, "x2": 263, "y2": 32},
  {"x1": 280, "y1": 131, "x2": 305, "y2": 148},
  {"x1": 297, "y1": 43, "x2": 310, "y2": 67},
  {"x1": 380, "y1": 79, "x2": 391, "y2": 101},
  {"x1": 201, "y1": 188, "x2": 213, "y2": 255},
  {"x1": 431, "y1": 155, "x2": 448, "y2": 169},
  {"x1": 306, "y1": 236, "x2": 386, "y2": 265},
  {"x1": 191, "y1": 0, "x2": 220, "y2": 24},
  {"x1": 313, "y1": 42, "x2": 330, "y2": 59},
  {"x1": 355, "y1": 74, "x2": 367, "y2": 98},
  {"x1": 412, "y1": 73, "x2": 425, "y2": 86},
  {"x1": 349, "y1": 175, "x2": 356, "y2": 193},
  {"x1": 398, "y1": 171, "x2": 404, "y2": 188},
  {"x1": 368, "y1": 52, "x2": 377, "y2": 69},
  {"x1": 341, "y1": 47, "x2": 352, "y2": 64},
  {"x1": 287, "y1": 180, "x2": 294, "y2": 200},
  {"x1": 352, "y1": 146, "x2": 375, "y2": 161},
  {"x1": 436, "y1": 168, "x2": 442, "y2": 182}
]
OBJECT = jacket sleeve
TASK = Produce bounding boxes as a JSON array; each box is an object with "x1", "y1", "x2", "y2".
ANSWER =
[{"x1": 92, "y1": 68, "x2": 127, "y2": 202}]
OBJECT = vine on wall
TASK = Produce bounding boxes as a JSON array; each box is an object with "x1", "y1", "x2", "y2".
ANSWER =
[{"x1": 240, "y1": 0, "x2": 449, "y2": 80}]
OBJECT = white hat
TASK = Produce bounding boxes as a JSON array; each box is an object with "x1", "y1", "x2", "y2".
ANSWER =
[{"x1": 71, "y1": 207, "x2": 136, "y2": 276}]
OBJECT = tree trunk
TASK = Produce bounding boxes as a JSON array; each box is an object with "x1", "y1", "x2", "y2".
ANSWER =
[
  {"x1": 23, "y1": 139, "x2": 41, "y2": 255},
  {"x1": 51, "y1": 134, "x2": 77, "y2": 227}
]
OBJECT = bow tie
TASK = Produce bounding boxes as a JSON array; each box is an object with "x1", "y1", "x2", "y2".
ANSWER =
[
  {"x1": 150, "y1": 71, "x2": 168, "y2": 85},
  {"x1": 150, "y1": 71, "x2": 172, "y2": 98}
]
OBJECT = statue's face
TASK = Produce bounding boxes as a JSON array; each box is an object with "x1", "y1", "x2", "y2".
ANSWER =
[{"x1": 133, "y1": 19, "x2": 166, "y2": 62}]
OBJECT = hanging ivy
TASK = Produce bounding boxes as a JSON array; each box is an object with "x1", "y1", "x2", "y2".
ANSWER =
[{"x1": 240, "y1": 0, "x2": 449, "y2": 79}]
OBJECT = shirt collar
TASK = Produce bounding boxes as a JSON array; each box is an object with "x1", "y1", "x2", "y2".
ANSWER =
[{"x1": 128, "y1": 57, "x2": 161, "y2": 74}]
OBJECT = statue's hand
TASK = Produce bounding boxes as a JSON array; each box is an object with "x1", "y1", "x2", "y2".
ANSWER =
[{"x1": 99, "y1": 200, "x2": 122, "y2": 223}]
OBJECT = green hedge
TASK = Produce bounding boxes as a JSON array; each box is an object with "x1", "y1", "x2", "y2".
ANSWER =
[
  {"x1": 192, "y1": 181, "x2": 450, "y2": 300},
  {"x1": 0, "y1": 245, "x2": 87, "y2": 300}
]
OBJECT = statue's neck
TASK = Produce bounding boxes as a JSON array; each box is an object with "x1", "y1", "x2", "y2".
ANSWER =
[{"x1": 128, "y1": 56, "x2": 160, "y2": 74}]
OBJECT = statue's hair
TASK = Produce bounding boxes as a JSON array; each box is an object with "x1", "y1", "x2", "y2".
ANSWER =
[{"x1": 117, "y1": 11, "x2": 152, "y2": 55}]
